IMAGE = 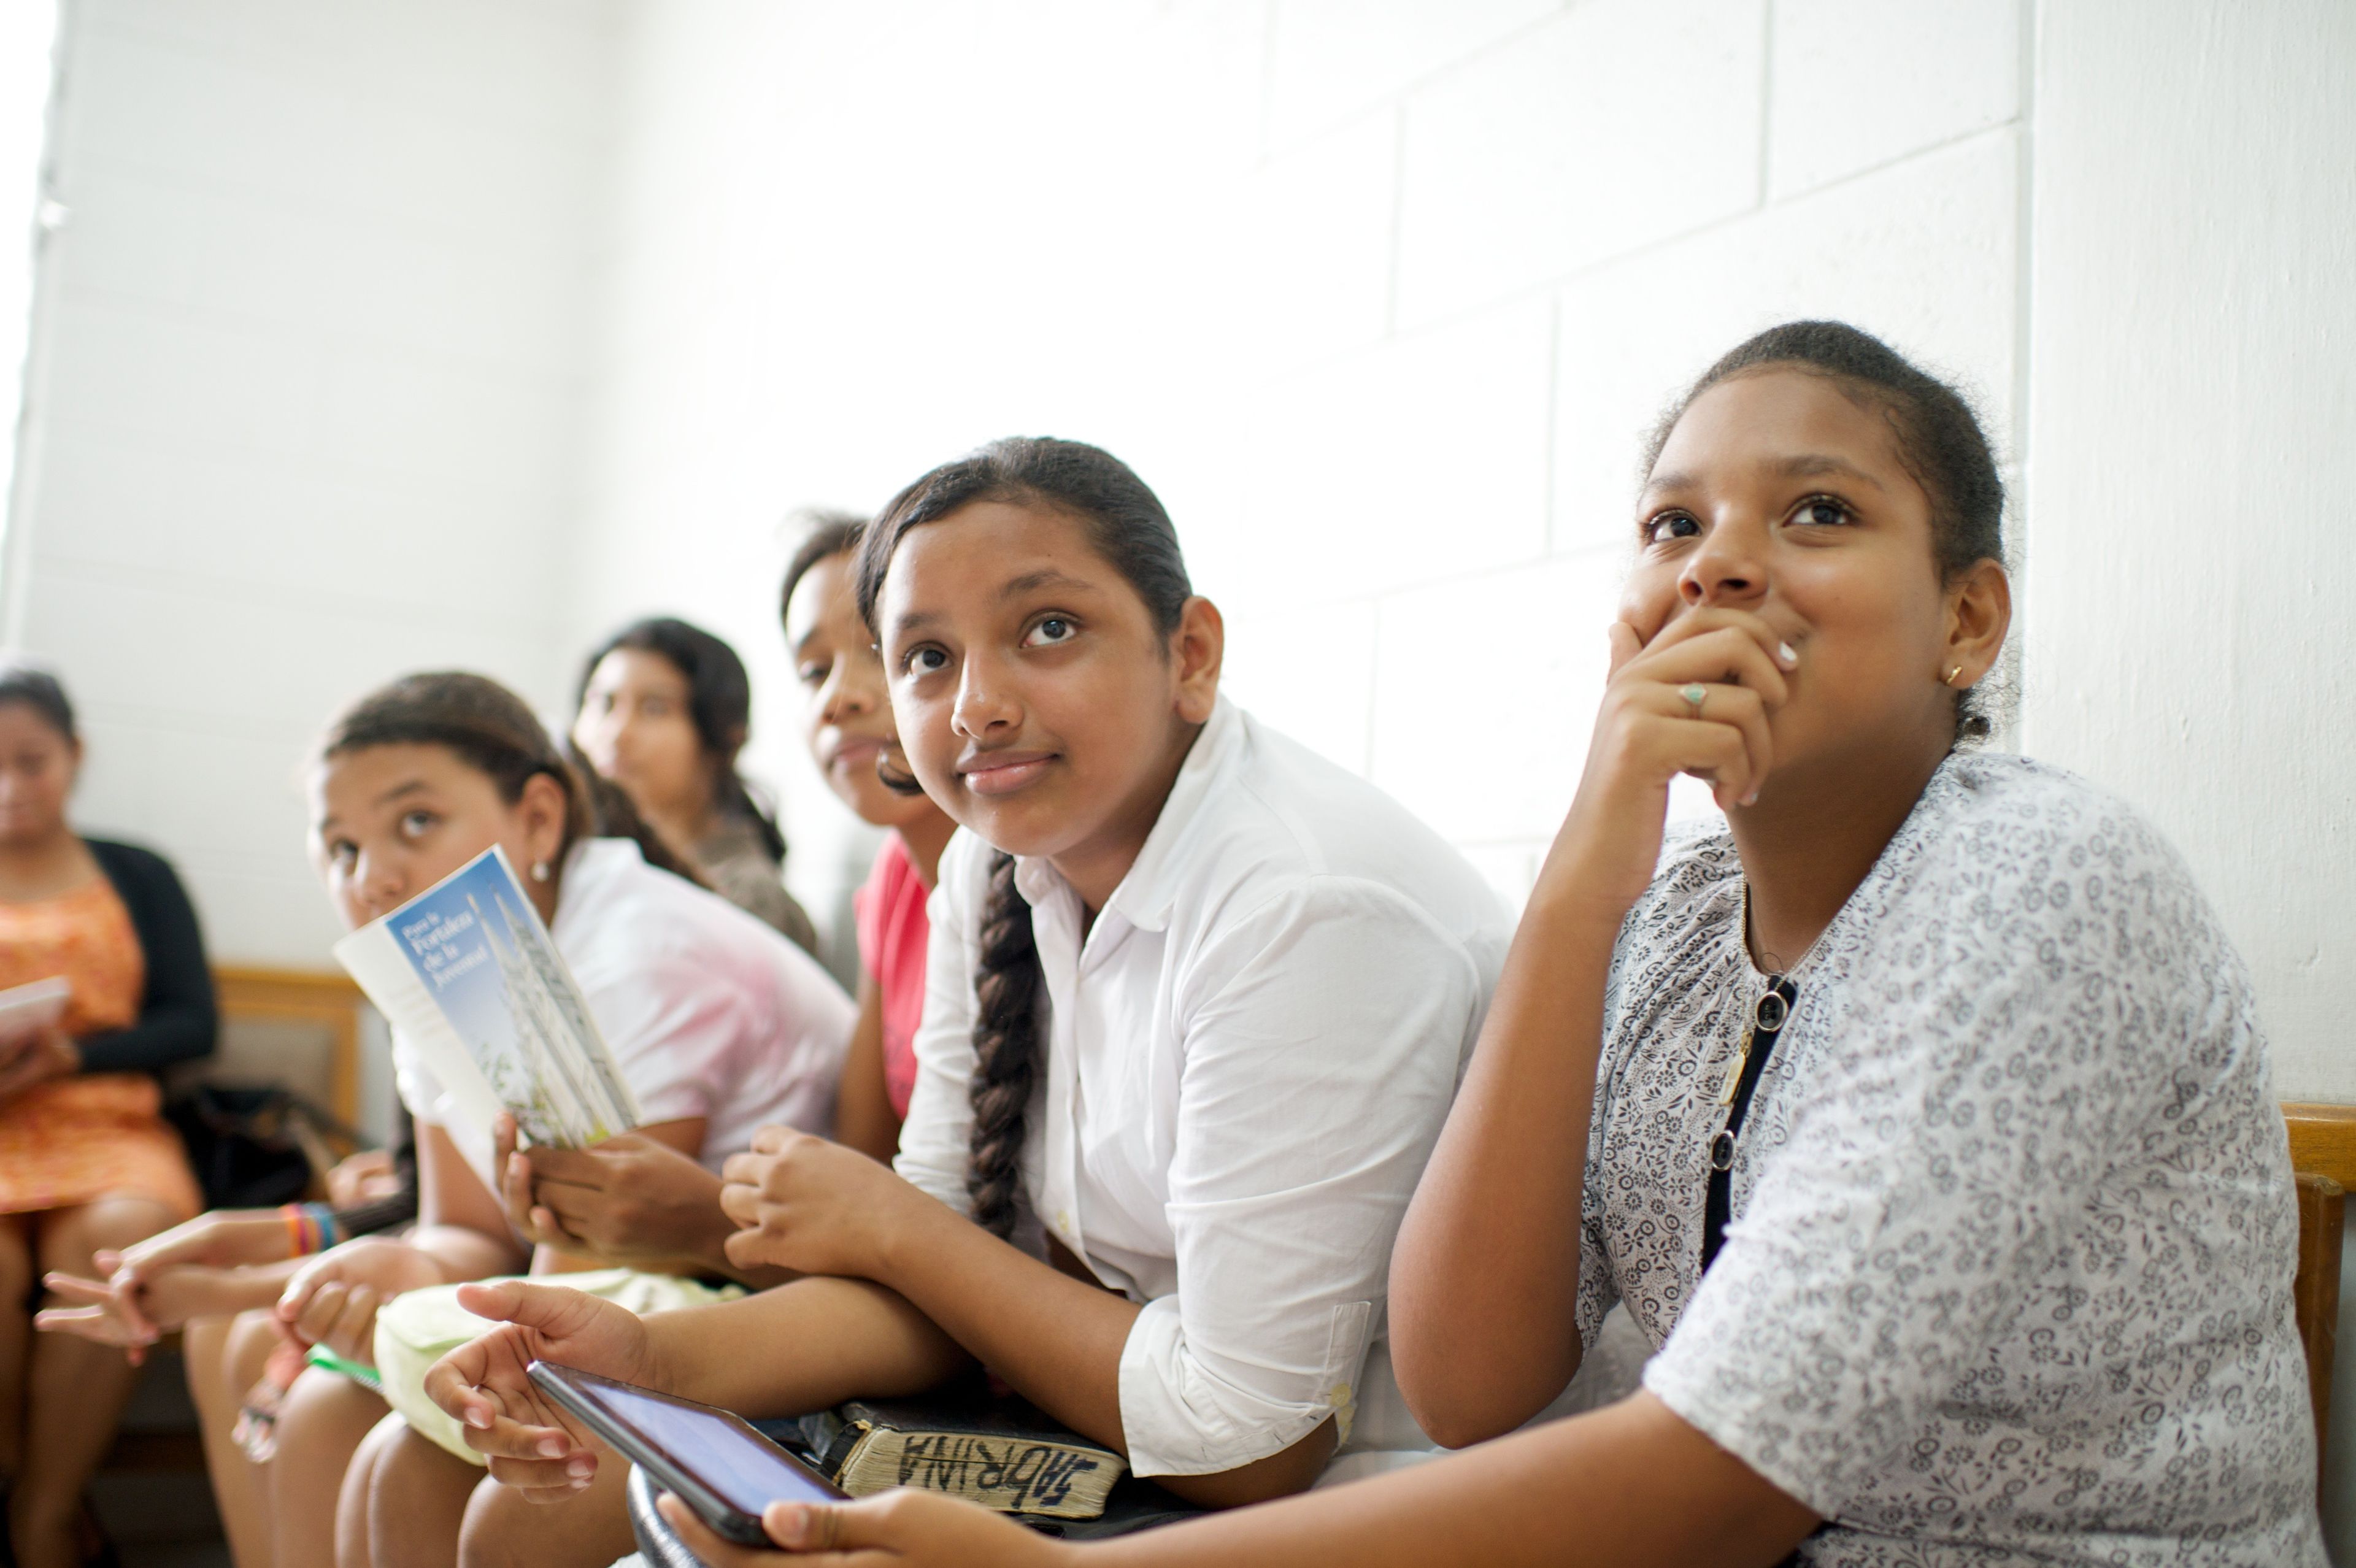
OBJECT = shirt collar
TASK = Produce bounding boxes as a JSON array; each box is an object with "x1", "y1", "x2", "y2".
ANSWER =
[{"x1": 1009, "y1": 696, "x2": 1244, "y2": 935}]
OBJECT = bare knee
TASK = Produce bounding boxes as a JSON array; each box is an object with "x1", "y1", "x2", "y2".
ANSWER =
[
  {"x1": 36, "y1": 1194, "x2": 175, "y2": 1282},
  {"x1": 458, "y1": 1460, "x2": 631, "y2": 1568},
  {"x1": 217, "y1": 1307, "x2": 286, "y2": 1406}
]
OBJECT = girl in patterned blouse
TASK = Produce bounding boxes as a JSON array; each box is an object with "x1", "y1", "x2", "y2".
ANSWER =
[{"x1": 625, "y1": 322, "x2": 2323, "y2": 1568}]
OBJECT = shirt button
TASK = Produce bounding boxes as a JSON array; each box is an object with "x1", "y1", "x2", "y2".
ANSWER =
[{"x1": 1057, "y1": 1209, "x2": 1073, "y2": 1232}]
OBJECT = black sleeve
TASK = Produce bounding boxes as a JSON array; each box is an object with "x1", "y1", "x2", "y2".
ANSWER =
[{"x1": 78, "y1": 840, "x2": 218, "y2": 1076}]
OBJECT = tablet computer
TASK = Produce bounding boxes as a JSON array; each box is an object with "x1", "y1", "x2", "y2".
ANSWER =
[{"x1": 526, "y1": 1361, "x2": 845, "y2": 1547}]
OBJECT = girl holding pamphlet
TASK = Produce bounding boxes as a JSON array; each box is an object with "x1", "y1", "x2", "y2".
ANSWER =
[
  {"x1": 779, "y1": 512, "x2": 958, "y2": 1161},
  {"x1": 39, "y1": 671, "x2": 853, "y2": 1568},
  {"x1": 422, "y1": 436, "x2": 1515, "y2": 1567},
  {"x1": 626, "y1": 323, "x2": 2322, "y2": 1568}
]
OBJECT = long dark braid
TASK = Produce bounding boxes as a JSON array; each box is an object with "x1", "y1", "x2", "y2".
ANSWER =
[
  {"x1": 968, "y1": 851, "x2": 1047, "y2": 1237},
  {"x1": 857, "y1": 437, "x2": 1191, "y2": 1237}
]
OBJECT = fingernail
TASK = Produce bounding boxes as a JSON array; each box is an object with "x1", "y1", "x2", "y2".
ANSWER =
[
  {"x1": 1777, "y1": 640, "x2": 1798, "y2": 666},
  {"x1": 465, "y1": 1406, "x2": 493, "y2": 1430},
  {"x1": 568, "y1": 1457, "x2": 595, "y2": 1478},
  {"x1": 539, "y1": 1435, "x2": 569, "y2": 1458}
]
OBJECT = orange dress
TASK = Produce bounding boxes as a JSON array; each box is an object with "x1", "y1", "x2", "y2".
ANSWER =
[{"x1": 0, "y1": 876, "x2": 203, "y2": 1218}]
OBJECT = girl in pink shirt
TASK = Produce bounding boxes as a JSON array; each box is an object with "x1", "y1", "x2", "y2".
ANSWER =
[{"x1": 782, "y1": 515, "x2": 957, "y2": 1159}]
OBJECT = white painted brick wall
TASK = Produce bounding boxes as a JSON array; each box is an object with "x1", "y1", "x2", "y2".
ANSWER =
[
  {"x1": 7, "y1": 0, "x2": 620, "y2": 966},
  {"x1": 560, "y1": 0, "x2": 2033, "y2": 953}
]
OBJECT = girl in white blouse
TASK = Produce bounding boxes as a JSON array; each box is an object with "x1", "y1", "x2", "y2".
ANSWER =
[
  {"x1": 630, "y1": 326, "x2": 2322, "y2": 1568},
  {"x1": 423, "y1": 439, "x2": 1512, "y2": 1558},
  {"x1": 41, "y1": 672, "x2": 853, "y2": 1568}
]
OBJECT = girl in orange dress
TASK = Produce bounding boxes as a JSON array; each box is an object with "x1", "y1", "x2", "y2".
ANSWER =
[{"x1": 0, "y1": 664, "x2": 214, "y2": 1568}]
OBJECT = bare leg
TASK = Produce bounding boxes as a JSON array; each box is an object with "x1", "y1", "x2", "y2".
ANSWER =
[
  {"x1": 16, "y1": 1194, "x2": 177, "y2": 1568},
  {"x1": 458, "y1": 1453, "x2": 636, "y2": 1568},
  {"x1": 337, "y1": 1413, "x2": 398, "y2": 1568},
  {"x1": 187, "y1": 1309, "x2": 283, "y2": 1568},
  {"x1": 364, "y1": 1422, "x2": 483, "y2": 1568},
  {"x1": 269, "y1": 1367, "x2": 388, "y2": 1568},
  {"x1": 0, "y1": 1213, "x2": 29, "y2": 1481}
]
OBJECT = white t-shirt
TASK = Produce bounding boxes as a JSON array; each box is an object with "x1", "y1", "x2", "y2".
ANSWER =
[
  {"x1": 895, "y1": 698, "x2": 1512, "y2": 1480},
  {"x1": 394, "y1": 837, "x2": 856, "y2": 1187},
  {"x1": 1579, "y1": 753, "x2": 2323, "y2": 1566}
]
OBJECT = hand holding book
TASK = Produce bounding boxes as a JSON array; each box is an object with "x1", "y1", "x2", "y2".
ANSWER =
[{"x1": 493, "y1": 1112, "x2": 741, "y2": 1279}]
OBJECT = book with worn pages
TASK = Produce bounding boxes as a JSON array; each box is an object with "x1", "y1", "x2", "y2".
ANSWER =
[
  {"x1": 332, "y1": 845, "x2": 638, "y2": 1147},
  {"x1": 798, "y1": 1392, "x2": 1128, "y2": 1520}
]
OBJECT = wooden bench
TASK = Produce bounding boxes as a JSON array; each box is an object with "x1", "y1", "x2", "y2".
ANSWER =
[{"x1": 2285, "y1": 1102, "x2": 2354, "y2": 1494}]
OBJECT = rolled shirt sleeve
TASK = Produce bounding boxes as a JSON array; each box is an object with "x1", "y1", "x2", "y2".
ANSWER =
[{"x1": 1117, "y1": 878, "x2": 1480, "y2": 1475}]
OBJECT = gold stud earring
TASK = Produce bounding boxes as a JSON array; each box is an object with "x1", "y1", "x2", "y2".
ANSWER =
[{"x1": 1942, "y1": 665, "x2": 1964, "y2": 686}]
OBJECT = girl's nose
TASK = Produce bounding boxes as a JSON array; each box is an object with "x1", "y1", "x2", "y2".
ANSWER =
[
  {"x1": 951, "y1": 662, "x2": 1021, "y2": 739},
  {"x1": 1679, "y1": 521, "x2": 1769, "y2": 609}
]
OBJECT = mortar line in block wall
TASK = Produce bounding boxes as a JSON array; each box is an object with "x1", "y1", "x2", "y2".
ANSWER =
[
  {"x1": 2008, "y1": 0, "x2": 2038, "y2": 753},
  {"x1": 1756, "y1": 0, "x2": 1776, "y2": 208},
  {"x1": 1542, "y1": 291, "x2": 1562, "y2": 553},
  {"x1": 1376, "y1": 121, "x2": 2020, "y2": 353},
  {"x1": 1253, "y1": 0, "x2": 1278, "y2": 166},
  {"x1": 1384, "y1": 104, "x2": 1407, "y2": 337}
]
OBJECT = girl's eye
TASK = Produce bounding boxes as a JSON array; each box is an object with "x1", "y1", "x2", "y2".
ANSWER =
[
  {"x1": 1022, "y1": 617, "x2": 1076, "y2": 648},
  {"x1": 903, "y1": 647, "x2": 950, "y2": 679},
  {"x1": 796, "y1": 661, "x2": 829, "y2": 686},
  {"x1": 1788, "y1": 496, "x2": 1853, "y2": 528},
  {"x1": 1644, "y1": 512, "x2": 1701, "y2": 545},
  {"x1": 399, "y1": 810, "x2": 436, "y2": 840},
  {"x1": 325, "y1": 839, "x2": 357, "y2": 869}
]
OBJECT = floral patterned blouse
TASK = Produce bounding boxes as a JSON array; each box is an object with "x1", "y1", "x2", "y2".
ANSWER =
[{"x1": 1580, "y1": 752, "x2": 2324, "y2": 1566}]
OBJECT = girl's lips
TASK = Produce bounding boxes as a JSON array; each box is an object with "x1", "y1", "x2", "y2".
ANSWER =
[
  {"x1": 958, "y1": 754, "x2": 1054, "y2": 797},
  {"x1": 826, "y1": 736, "x2": 884, "y2": 773}
]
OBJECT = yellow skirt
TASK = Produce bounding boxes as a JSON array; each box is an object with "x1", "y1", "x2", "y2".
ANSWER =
[{"x1": 0, "y1": 1073, "x2": 202, "y2": 1218}]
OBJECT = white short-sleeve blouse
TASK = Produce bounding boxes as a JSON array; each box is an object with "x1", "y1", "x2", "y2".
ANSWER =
[
  {"x1": 1581, "y1": 753, "x2": 2323, "y2": 1566},
  {"x1": 893, "y1": 699, "x2": 1512, "y2": 1480},
  {"x1": 393, "y1": 837, "x2": 856, "y2": 1186}
]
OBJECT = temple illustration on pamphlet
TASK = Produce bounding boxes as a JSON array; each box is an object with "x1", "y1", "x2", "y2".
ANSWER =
[{"x1": 470, "y1": 888, "x2": 628, "y2": 1145}]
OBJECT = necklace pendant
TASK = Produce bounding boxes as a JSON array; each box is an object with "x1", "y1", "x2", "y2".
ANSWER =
[{"x1": 1715, "y1": 1039, "x2": 1751, "y2": 1105}]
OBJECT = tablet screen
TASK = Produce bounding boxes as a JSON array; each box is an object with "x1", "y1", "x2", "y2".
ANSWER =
[{"x1": 572, "y1": 1378, "x2": 838, "y2": 1513}]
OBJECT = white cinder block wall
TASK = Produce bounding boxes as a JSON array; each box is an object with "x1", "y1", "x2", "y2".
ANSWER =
[
  {"x1": 4, "y1": 0, "x2": 623, "y2": 964},
  {"x1": 564, "y1": 0, "x2": 2033, "y2": 959}
]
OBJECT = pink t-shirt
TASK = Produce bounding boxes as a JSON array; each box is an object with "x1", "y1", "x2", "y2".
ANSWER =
[{"x1": 852, "y1": 834, "x2": 931, "y2": 1120}]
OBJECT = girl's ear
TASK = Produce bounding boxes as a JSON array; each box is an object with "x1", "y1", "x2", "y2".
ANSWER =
[
  {"x1": 1169, "y1": 597, "x2": 1225, "y2": 726},
  {"x1": 1940, "y1": 558, "x2": 2012, "y2": 690},
  {"x1": 515, "y1": 770, "x2": 572, "y2": 874}
]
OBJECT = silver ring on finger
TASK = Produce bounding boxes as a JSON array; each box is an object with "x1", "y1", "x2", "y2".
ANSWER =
[{"x1": 1680, "y1": 683, "x2": 1708, "y2": 720}]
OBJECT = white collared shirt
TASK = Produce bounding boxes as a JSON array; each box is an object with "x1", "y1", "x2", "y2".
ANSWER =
[{"x1": 895, "y1": 700, "x2": 1510, "y2": 1478}]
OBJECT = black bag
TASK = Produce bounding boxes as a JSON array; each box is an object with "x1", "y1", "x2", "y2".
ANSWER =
[{"x1": 164, "y1": 1085, "x2": 323, "y2": 1209}]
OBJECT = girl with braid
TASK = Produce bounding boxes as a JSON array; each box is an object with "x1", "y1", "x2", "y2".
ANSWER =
[
  {"x1": 628, "y1": 328, "x2": 2316, "y2": 1567},
  {"x1": 423, "y1": 437, "x2": 1514, "y2": 1564}
]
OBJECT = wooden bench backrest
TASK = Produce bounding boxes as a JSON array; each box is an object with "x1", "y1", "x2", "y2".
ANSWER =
[{"x1": 2285, "y1": 1102, "x2": 2356, "y2": 1493}]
